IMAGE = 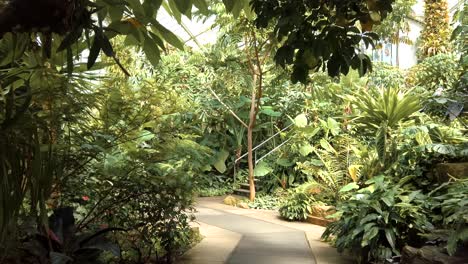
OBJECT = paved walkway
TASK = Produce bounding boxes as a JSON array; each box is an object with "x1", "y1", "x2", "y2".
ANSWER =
[{"x1": 178, "y1": 196, "x2": 353, "y2": 264}]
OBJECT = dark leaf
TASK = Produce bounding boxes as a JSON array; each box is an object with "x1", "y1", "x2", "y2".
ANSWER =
[
  {"x1": 174, "y1": 0, "x2": 191, "y2": 14},
  {"x1": 50, "y1": 252, "x2": 72, "y2": 264},
  {"x1": 143, "y1": 35, "x2": 161, "y2": 67},
  {"x1": 152, "y1": 21, "x2": 184, "y2": 50},
  {"x1": 223, "y1": 0, "x2": 235, "y2": 12},
  {"x1": 291, "y1": 65, "x2": 309, "y2": 84},
  {"x1": 87, "y1": 35, "x2": 101, "y2": 70},
  {"x1": 192, "y1": 0, "x2": 209, "y2": 14},
  {"x1": 57, "y1": 27, "x2": 84, "y2": 52},
  {"x1": 66, "y1": 47, "x2": 73, "y2": 77},
  {"x1": 274, "y1": 45, "x2": 294, "y2": 67},
  {"x1": 100, "y1": 34, "x2": 114, "y2": 57}
]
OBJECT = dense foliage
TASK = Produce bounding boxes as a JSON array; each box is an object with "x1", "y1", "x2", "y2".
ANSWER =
[
  {"x1": 374, "y1": 0, "x2": 416, "y2": 40},
  {"x1": 418, "y1": 0, "x2": 451, "y2": 59},
  {"x1": 323, "y1": 176, "x2": 433, "y2": 263},
  {"x1": 0, "y1": 1, "x2": 467, "y2": 264},
  {"x1": 251, "y1": 0, "x2": 395, "y2": 82}
]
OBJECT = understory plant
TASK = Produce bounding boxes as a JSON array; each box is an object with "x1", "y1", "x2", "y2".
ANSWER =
[
  {"x1": 248, "y1": 193, "x2": 282, "y2": 210},
  {"x1": 279, "y1": 191, "x2": 313, "y2": 221},
  {"x1": 427, "y1": 179, "x2": 468, "y2": 256},
  {"x1": 18, "y1": 208, "x2": 123, "y2": 264},
  {"x1": 323, "y1": 176, "x2": 433, "y2": 263}
]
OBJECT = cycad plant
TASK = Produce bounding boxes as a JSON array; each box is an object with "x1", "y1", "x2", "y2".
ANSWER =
[{"x1": 349, "y1": 86, "x2": 421, "y2": 164}]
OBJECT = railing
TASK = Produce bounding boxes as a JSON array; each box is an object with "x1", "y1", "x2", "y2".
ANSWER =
[{"x1": 233, "y1": 123, "x2": 293, "y2": 184}]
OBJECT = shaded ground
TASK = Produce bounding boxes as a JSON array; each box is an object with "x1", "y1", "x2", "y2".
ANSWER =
[{"x1": 178, "y1": 196, "x2": 353, "y2": 264}]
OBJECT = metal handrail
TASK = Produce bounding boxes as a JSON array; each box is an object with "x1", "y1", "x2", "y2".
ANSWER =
[
  {"x1": 234, "y1": 123, "x2": 293, "y2": 163},
  {"x1": 233, "y1": 123, "x2": 294, "y2": 186},
  {"x1": 255, "y1": 138, "x2": 292, "y2": 164}
]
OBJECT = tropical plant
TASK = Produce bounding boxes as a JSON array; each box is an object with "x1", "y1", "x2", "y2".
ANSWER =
[
  {"x1": 248, "y1": 194, "x2": 281, "y2": 210},
  {"x1": 251, "y1": 0, "x2": 397, "y2": 82},
  {"x1": 427, "y1": 180, "x2": 468, "y2": 256},
  {"x1": 323, "y1": 176, "x2": 433, "y2": 263},
  {"x1": 0, "y1": 32, "x2": 102, "y2": 243},
  {"x1": 279, "y1": 191, "x2": 312, "y2": 221},
  {"x1": 372, "y1": 0, "x2": 417, "y2": 66},
  {"x1": 4, "y1": 207, "x2": 123, "y2": 264},
  {"x1": 451, "y1": 3, "x2": 468, "y2": 78},
  {"x1": 406, "y1": 53, "x2": 460, "y2": 94},
  {"x1": 349, "y1": 86, "x2": 421, "y2": 162},
  {"x1": 367, "y1": 62, "x2": 405, "y2": 89},
  {"x1": 406, "y1": 53, "x2": 463, "y2": 119},
  {"x1": 0, "y1": 0, "x2": 237, "y2": 247},
  {"x1": 350, "y1": 86, "x2": 421, "y2": 130},
  {"x1": 0, "y1": 0, "x2": 246, "y2": 73},
  {"x1": 418, "y1": 0, "x2": 451, "y2": 59}
]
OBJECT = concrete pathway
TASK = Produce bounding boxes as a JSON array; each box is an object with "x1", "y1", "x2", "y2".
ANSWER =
[{"x1": 178, "y1": 196, "x2": 353, "y2": 264}]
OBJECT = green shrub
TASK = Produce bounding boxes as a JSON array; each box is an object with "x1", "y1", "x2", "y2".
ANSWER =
[
  {"x1": 279, "y1": 192, "x2": 312, "y2": 221},
  {"x1": 62, "y1": 134, "x2": 212, "y2": 263},
  {"x1": 406, "y1": 53, "x2": 460, "y2": 94},
  {"x1": 248, "y1": 194, "x2": 281, "y2": 210},
  {"x1": 322, "y1": 176, "x2": 433, "y2": 263},
  {"x1": 368, "y1": 62, "x2": 405, "y2": 89},
  {"x1": 428, "y1": 180, "x2": 468, "y2": 255}
]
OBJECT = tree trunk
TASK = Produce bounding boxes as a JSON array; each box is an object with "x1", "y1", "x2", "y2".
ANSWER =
[
  {"x1": 395, "y1": 30, "x2": 400, "y2": 67},
  {"x1": 247, "y1": 76, "x2": 257, "y2": 202}
]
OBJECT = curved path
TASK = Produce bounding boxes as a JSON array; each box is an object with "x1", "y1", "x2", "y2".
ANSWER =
[{"x1": 178, "y1": 196, "x2": 353, "y2": 264}]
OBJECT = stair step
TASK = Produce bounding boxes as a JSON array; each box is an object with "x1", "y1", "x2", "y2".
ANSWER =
[
  {"x1": 240, "y1": 183, "x2": 259, "y2": 191},
  {"x1": 233, "y1": 189, "x2": 250, "y2": 197}
]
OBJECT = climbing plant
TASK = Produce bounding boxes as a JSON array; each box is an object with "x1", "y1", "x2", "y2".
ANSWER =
[{"x1": 418, "y1": 0, "x2": 451, "y2": 59}]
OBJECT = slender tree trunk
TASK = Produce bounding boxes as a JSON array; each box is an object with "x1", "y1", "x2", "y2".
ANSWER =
[
  {"x1": 247, "y1": 74, "x2": 257, "y2": 202},
  {"x1": 245, "y1": 30, "x2": 264, "y2": 202},
  {"x1": 395, "y1": 30, "x2": 400, "y2": 67}
]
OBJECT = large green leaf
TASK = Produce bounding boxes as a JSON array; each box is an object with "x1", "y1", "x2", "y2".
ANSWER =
[
  {"x1": 254, "y1": 161, "x2": 273, "y2": 176},
  {"x1": 108, "y1": 21, "x2": 134, "y2": 35},
  {"x1": 361, "y1": 226, "x2": 379, "y2": 247},
  {"x1": 57, "y1": 27, "x2": 83, "y2": 52},
  {"x1": 299, "y1": 143, "x2": 314, "y2": 156},
  {"x1": 167, "y1": 0, "x2": 182, "y2": 23},
  {"x1": 319, "y1": 138, "x2": 336, "y2": 154},
  {"x1": 213, "y1": 150, "x2": 229, "y2": 173},
  {"x1": 143, "y1": 34, "x2": 161, "y2": 67},
  {"x1": 327, "y1": 117, "x2": 340, "y2": 136},
  {"x1": 192, "y1": 0, "x2": 209, "y2": 14},
  {"x1": 359, "y1": 214, "x2": 379, "y2": 225},
  {"x1": 375, "y1": 122, "x2": 387, "y2": 163},
  {"x1": 276, "y1": 158, "x2": 294, "y2": 167},
  {"x1": 385, "y1": 228, "x2": 397, "y2": 251},
  {"x1": 260, "y1": 108, "x2": 281, "y2": 117},
  {"x1": 174, "y1": 0, "x2": 191, "y2": 14},
  {"x1": 339, "y1": 182, "x2": 359, "y2": 192},
  {"x1": 294, "y1": 114, "x2": 308, "y2": 128},
  {"x1": 87, "y1": 35, "x2": 101, "y2": 70},
  {"x1": 127, "y1": 0, "x2": 145, "y2": 17},
  {"x1": 138, "y1": 130, "x2": 155, "y2": 142},
  {"x1": 152, "y1": 21, "x2": 184, "y2": 50}
]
